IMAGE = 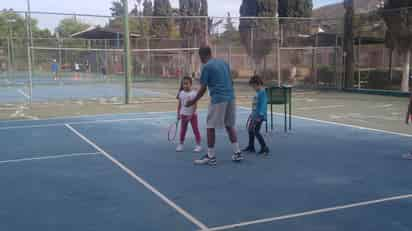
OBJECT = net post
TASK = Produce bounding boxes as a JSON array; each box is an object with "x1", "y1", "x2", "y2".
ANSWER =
[
  {"x1": 7, "y1": 36, "x2": 11, "y2": 78},
  {"x1": 357, "y1": 37, "x2": 361, "y2": 89},
  {"x1": 25, "y1": 10, "x2": 33, "y2": 104},
  {"x1": 122, "y1": 0, "x2": 132, "y2": 104},
  {"x1": 335, "y1": 33, "x2": 339, "y2": 89},
  {"x1": 311, "y1": 24, "x2": 318, "y2": 88},
  {"x1": 277, "y1": 18, "x2": 281, "y2": 87},
  {"x1": 204, "y1": 16, "x2": 209, "y2": 45},
  {"x1": 57, "y1": 33, "x2": 62, "y2": 66}
]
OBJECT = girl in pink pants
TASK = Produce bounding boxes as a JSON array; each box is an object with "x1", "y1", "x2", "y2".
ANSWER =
[{"x1": 176, "y1": 77, "x2": 202, "y2": 152}]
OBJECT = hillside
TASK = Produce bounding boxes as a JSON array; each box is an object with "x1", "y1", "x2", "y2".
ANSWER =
[{"x1": 313, "y1": 0, "x2": 380, "y2": 18}]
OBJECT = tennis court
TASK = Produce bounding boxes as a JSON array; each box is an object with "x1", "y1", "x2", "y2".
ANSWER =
[
  {"x1": 0, "y1": 71, "x2": 174, "y2": 103},
  {"x1": 1, "y1": 108, "x2": 412, "y2": 231}
]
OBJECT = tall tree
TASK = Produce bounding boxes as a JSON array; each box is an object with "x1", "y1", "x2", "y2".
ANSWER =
[
  {"x1": 239, "y1": 0, "x2": 277, "y2": 72},
  {"x1": 381, "y1": 1, "x2": 412, "y2": 92},
  {"x1": 277, "y1": 0, "x2": 313, "y2": 85},
  {"x1": 225, "y1": 12, "x2": 236, "y2": 33},
  {"x1": 0, "y1": 10, "x2": 51, "y2": 70},
  {"x1": 56, "y1": 18, "x2": 90, "y2": 37},
  {"x1": 108, "y1": 1, "x2": 144, "y2": 33},
  {"x1": 142, "y1": 0, "x2": 153, "y2": 36},
  {"x1": 278, "y1": 0, "x2": 312, "y2": 17},
  {"x1": 135, "y1": 0, "x2": 142, "y2": 13},
  {"x1": 152, "y1": 0, "x2": 172, "y2": 37},
  {"x1": 278, "y1": 0, "x2": 313, "y2": 43},
  {"x1": 179, "y1": 0, "x2": 208, "y2": 47},
  {"x1": 110, "y1": 1, "x2": 124, "y2": 17},
  {"x1": 344, "y1": 0, "x2": 355, "y2": 89},
  {"x1": 0, "y1": 9, "x2": 50, "y2": 38},
  {"x1": 221, "y1": 12, "x2": 239, "y2": 44},
  {"x1": 143, "y1": 0, "x2": 153, "y2": 16}
]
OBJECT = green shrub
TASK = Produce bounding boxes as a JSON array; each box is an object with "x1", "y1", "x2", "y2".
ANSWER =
[
  {"x1": 260, "y1": 69, "x2": 276, "y2": 81},
  {"x1": 366, "y1": 70, "x2": 390, "y2": 90},
  {"x1": 390, "y1": 70, "x2": 402, "y2": 85},
  {"x1": 317, "y1": 65, "x2": 335, "y2": 85},
  {"x1": 231, "y1": 69, "x2": 239, "y2": 79},
  {"x1": 259, "y1": 69, "x2": 291, "y2": 84}
]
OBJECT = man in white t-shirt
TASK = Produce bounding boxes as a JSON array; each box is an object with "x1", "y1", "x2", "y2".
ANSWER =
[{"x1": 74, "y1": 62, "x2": 81, "y2": 79}]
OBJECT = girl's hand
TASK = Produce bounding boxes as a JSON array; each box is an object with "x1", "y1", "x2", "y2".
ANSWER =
[
  {"x1": 254, "y1": 116, "x2": 262, "y2": 123},
  {"x1": 186, "y1": 100, "x2": 194, "y2": 107}
]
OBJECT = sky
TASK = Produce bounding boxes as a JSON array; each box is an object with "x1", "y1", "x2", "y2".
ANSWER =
[{"x1": 1, "y1": 0, "x2": 342, "y2": 30}]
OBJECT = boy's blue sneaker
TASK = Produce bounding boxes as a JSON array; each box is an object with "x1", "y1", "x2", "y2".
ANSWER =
[
  {"x1": 402, "y1": 153, "x2": 412, "y2": 160},
  {"x1": 258, "y1": 147, "x2": 270, "y2": 156},
  {"x1": 242, "y1": 146, "x2": 256, "y2": 153}
]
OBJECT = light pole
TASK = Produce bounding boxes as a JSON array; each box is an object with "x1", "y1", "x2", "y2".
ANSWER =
[
  {"x1": 122, "y1": 0, "x2": 132, "y2": 104},
  {"x1": 7, "y1": 18, "x2": 16, "y2": 73},
  {"x1": 26, "y1": 0, "x2": 33, "y2": 103}
]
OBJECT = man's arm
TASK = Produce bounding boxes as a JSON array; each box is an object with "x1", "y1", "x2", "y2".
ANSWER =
[
  {"x1": 186, "y1": 84, "x2": 207, "y2": 107},
  {"x1": 406, "y1": 94, "x2": 412, "y2": 124}
]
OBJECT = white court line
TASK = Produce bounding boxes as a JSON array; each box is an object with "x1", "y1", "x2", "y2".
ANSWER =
[
  {"x1": 0, "y1": 110, "x2": 178, "y2": 124},
  {"x1": 17, "y1": 89, "x2": 30, "y2": 99},
  {"x1": 0, "y1": 152, "x2": 100, "y2": 165},
  {"x1": 289, "y1": 114, "x2": 412, "y2": 138},
  {"x1": 0, "y1": 116, "x2": 174, "y2": 130},
  {"x1": 370, "y1": 104, "x2": 393, "y2": 109},
  {"x1": 296, "y1": 105, "x2": 345, "y2": 111},
  {"x1": 238, "y1": 106, "x2": 412, "y2": 138},
  {"x1": 206, "y1": 194, "x2": 412, "y2": 231},
  {"x1": 65, "y1": 124, "x2": 209, "y2": 230}
]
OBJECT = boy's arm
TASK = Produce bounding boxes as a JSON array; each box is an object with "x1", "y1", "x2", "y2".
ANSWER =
[{"x1": 255, "y1": 92, "x2": 267, "y2": 121}]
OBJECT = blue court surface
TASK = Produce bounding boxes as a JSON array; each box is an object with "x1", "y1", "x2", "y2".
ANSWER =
[{"x1": 1, "y1": 108, "x2": 412, "y2": 231}]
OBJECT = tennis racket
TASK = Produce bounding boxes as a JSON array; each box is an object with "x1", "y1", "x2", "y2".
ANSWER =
[{"x1": 168, "y1": 119, "x2": 180, "y2": 142}]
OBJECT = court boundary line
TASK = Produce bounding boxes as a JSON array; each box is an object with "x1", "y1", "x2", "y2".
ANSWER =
[
  {"x1": 296, "y1": 105, "x2": 345, "y2": 111},
  {"x1": 0, "y1": 115, "x2": 175, "y2": 130},
  {"x1": 0, "y1": 152, "x2": 100, "y2": 165},
  {"x1": 65, "y1": 124, "x2": 209, "y2": 230},
  {"x1": 1, "y1": 106, "x2": 410, "y2": 137},
  {"x1": 0, "y1": 110, "x2": 177, "y2": 124},
  {"x1": 17, "y1": 89, "x2": 30, "y2": 100},
  {"x1": 205, "y1": 194, "x2": 412, "y2": 231},
  {"x1": 238, "y1": 106, "x2": 412, "y2": 138}
]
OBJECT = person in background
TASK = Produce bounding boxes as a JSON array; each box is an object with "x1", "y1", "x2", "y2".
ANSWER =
[{"x1": 51, "y1": 59, "x2": 59, "y2": 80}]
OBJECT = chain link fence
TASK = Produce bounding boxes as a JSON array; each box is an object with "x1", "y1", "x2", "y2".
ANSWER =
[{"x1": 0, "y1": 10, "x2": 347, "y2": 108}]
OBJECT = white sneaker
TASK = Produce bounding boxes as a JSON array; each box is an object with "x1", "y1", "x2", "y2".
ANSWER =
[
  {"x1": 194, "y1": 155, "x2": 217, "y2": 166},
  {"x1": 176, "y1": 144, "x2": 184, "y2": 152},
  {"x1": 402, "y1": 153, "x2": 412, "y2": 160},
  {"x1": 194, "y1": 145, "x2": 202, "y2": 153}
]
